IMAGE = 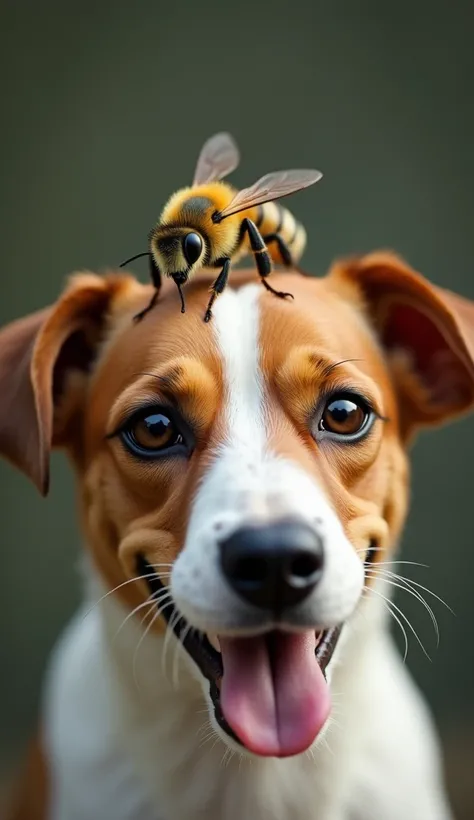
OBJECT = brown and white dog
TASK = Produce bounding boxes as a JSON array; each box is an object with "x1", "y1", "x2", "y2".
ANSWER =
[{"x1": 3, "y1": 252, "x2": 468, "y2": 820}]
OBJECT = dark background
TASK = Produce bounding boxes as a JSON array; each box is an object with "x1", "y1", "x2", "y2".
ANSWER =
[{"x1": 1, "y1": 1, "x2": 473, "y2": 816}]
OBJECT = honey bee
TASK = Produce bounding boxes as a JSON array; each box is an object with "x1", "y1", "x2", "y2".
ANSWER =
[{"x1": 121, "y1": 132, "x2": 322, "y2": 323}]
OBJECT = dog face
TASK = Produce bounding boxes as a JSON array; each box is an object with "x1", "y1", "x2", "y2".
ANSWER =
[{"x1": 1, "y1": 254, "x2": 473, "y2": 758}]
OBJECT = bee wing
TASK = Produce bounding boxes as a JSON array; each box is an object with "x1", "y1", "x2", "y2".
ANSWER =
[
  {"x1": 217, "y1": 169, "x2": 323, "y2": 219},
  {"x1": 192, "y1": 132, "x2": 240, "y2": 185}
]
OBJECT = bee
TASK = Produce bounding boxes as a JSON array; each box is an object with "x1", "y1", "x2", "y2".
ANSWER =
[{"x1": 121, "y1": 132, "x2": 322, "y2": 323}]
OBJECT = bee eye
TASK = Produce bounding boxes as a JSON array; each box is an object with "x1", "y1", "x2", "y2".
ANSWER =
[
  {"x1": 119, "y1": 408, "x2": 191, "y2": 459},
  {"x1": 317, "y1": 393, "x2": 373, "y2": 440},
  {"x1": 182, "y1": 232, "x2": 203, "y2": 266}
]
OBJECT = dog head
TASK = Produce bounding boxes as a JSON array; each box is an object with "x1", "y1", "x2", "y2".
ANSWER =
[{"x1": 1, "y1": 253, "x2": 473, "y2": 758}]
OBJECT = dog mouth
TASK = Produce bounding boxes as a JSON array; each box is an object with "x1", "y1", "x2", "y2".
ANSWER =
[{"x1": 137, "y1": 555, "x2": 341, "y2": 757}]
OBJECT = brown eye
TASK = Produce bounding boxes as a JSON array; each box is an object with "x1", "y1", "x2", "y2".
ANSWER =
[
  {"x1": 120, "y1": 409, "x2": 188, "y2": 458},
  {"x1": 319, "y1": 395, "x2": 371, "y2": 438},
  {"x1": 133, "y1": 412, "x2": 179, "y2": 449}
]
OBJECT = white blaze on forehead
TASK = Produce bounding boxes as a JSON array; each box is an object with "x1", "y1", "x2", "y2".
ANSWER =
[
  {"x1": 209, "y1": 284, "x2": 272, "y2": 523},
  {"x1": 171, "y1": 284, "x2": 364, "y2": 633},
  {"x1": 211, "y1": 284, "x2": 264, "y2": 449}
]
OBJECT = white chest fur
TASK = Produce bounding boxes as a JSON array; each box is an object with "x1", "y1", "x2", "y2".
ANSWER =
[{"x1": 42, "y1": 566, "x2": 452, "y2": 820}]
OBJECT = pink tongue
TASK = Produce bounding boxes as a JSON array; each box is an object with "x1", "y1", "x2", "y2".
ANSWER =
[{"x1": 219, "y1": 631, "x2": 330, "y2": 757}]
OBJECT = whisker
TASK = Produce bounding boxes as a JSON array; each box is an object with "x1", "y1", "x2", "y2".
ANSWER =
[
  {"x1": 198, "y1": 727, "x2": 217, "y2": 750},
  {"x1": 369, "y1": 560, "x2": 429, "y2": 569},
  {"x1": 82, "y1": 573, "x2": 162, "y2": 621},
  {"x1": 161, "y1": 615, "x2": 176, "y2": 680},
  {"x1": 328, "y1": 716, "x2": 342, "y2": 732},
  {"x1": 150, "y1": 562, "x2": 173, "y2": 575},
  {"x1": 154, "y1": 595, "x2": 175, "y2": 631},
  {"x1": 162, "y1": 609, "x2": 182, "y2": 686},
  {"x1": 111, "y1": 592, "x2": 161, "y2": 644},
  {"x1": 366, "y1": 570, "x2": 440, "y2": 646},
  {"x1": 156, "y1": 591, "x2": 173, "y2": 609},
  {"x1": 136, "y1": 599, "x2": 158, "y2": 637},
  {"x1": 132, "y1": 607, "x2": 163, "y2": 691},
  {"x1": 221, "y1": 748, "x2": 236, "y2": 768},
  {"x1": 209, "y1": 735, "x2": 221, "y2": 755},
  {"x1": 364, "y1": 587, "x2": 409, "y2": 661},
  {"x1": 115, "y1": 586, "x2": 173, "y2": 646},
  {"x1": 320, "y1": 734, "x2": 335, "y2": 758},
  {"x1": 148, "y1": 562, "x2": 174, "y2": 570},
  {"x1": 172, "y1": 622, "x2": 193, "y2": 688},
  {"x1": 356, "y1": 547, "x2": 429, "y2": 570},
  {"x1": 367, "y1": 586, "x2": 431, "y2": 660},
  {"x1": 379, "y1": 569, "x2": 454, "y2": 614}
]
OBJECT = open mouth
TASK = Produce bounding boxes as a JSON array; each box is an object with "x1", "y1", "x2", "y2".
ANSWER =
[{"x1": 137, "y1": 554, "x2": 349, "y2": 757}]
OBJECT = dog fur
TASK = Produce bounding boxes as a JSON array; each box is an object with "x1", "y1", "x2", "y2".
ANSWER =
[{"x1": 3, "y1": 253, "x2": 470, "y2": 819}]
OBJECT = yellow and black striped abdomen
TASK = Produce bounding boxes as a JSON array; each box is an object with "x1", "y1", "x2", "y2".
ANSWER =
[{"x1": 244, "y1": 202, "x2": 307, "y2": 266}]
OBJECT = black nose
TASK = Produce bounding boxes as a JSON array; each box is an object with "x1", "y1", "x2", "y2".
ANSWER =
[{"x1": 219, "y1": 519, "x2": 324, "y2": 611}]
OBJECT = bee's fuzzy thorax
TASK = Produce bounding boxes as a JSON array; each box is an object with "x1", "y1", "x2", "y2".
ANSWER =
[{"x1": 160, "y1": 182, "x2": 237, "y2": 226}]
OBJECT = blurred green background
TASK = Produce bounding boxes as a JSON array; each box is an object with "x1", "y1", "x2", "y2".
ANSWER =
[{"x1": 1, "y1": 1, "x2": 473, "y2": 816}]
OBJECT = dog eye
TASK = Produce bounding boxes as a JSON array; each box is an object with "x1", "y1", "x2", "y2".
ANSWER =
[
  {"x1": 317, "y1": 393, "x2": 373, "y2": 440},
  {"x1": 120, "y1": 409, "x2": 188, "y2": 458}
]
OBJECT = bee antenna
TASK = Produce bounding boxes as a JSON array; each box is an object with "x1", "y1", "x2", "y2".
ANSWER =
[
  {"x1": 119, "y1": 251, "x2": 151, "y2": 268},
  {"x1": 176, "y1": 282, "x2": 186, "y2": 314}
]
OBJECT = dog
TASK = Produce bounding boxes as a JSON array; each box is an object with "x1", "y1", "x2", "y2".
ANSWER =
[{"x1": 2, "y1": 252, "x2": 466, "y2": 820}]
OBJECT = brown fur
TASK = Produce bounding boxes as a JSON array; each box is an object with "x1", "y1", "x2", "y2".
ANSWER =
[{"x1": 6, "y1": 735, "x2": 48, "y2": 820}]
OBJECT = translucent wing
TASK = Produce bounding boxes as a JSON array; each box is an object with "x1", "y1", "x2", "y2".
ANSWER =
[
  {"x1": 192, "y1": 132, "x2": 240, "y2": 185},
  {"x1": 217, "y1": 169, "x2": 323, "y2": 219}
]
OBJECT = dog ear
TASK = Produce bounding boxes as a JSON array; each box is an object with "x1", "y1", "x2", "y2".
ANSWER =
[
  {"x1": 330, "y1": 251, "x2": 474, "y2": 438},
  {"x1": 0, "y1": 272, "x2": 133, "y2": 495}
]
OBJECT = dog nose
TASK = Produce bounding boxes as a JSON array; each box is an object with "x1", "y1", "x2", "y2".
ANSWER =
[{"x1": 219, "y1": 519, "x2": 324, "y2": 611}]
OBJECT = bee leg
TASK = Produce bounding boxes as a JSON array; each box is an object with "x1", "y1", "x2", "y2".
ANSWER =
[
  {"x1": 263, "y1": 234, "x2": 294, "y2": 268},
  {"x1": 243, "y1": 219, "x2": 294, "y2": 300},
  {"x1": 133, "y1": 256, "x2": 162, "y2": 323},
  {"x1": 204, "y1": 258, "x2": 231, "y2": 323}
]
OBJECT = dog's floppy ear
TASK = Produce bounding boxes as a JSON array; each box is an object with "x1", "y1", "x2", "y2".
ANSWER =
[
  {"x1": 330, "y1": 251, "x2": 474, "y2": 438},
  {"x1": 0, "y1": 272, "x2": 133, "y2": 495}
]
